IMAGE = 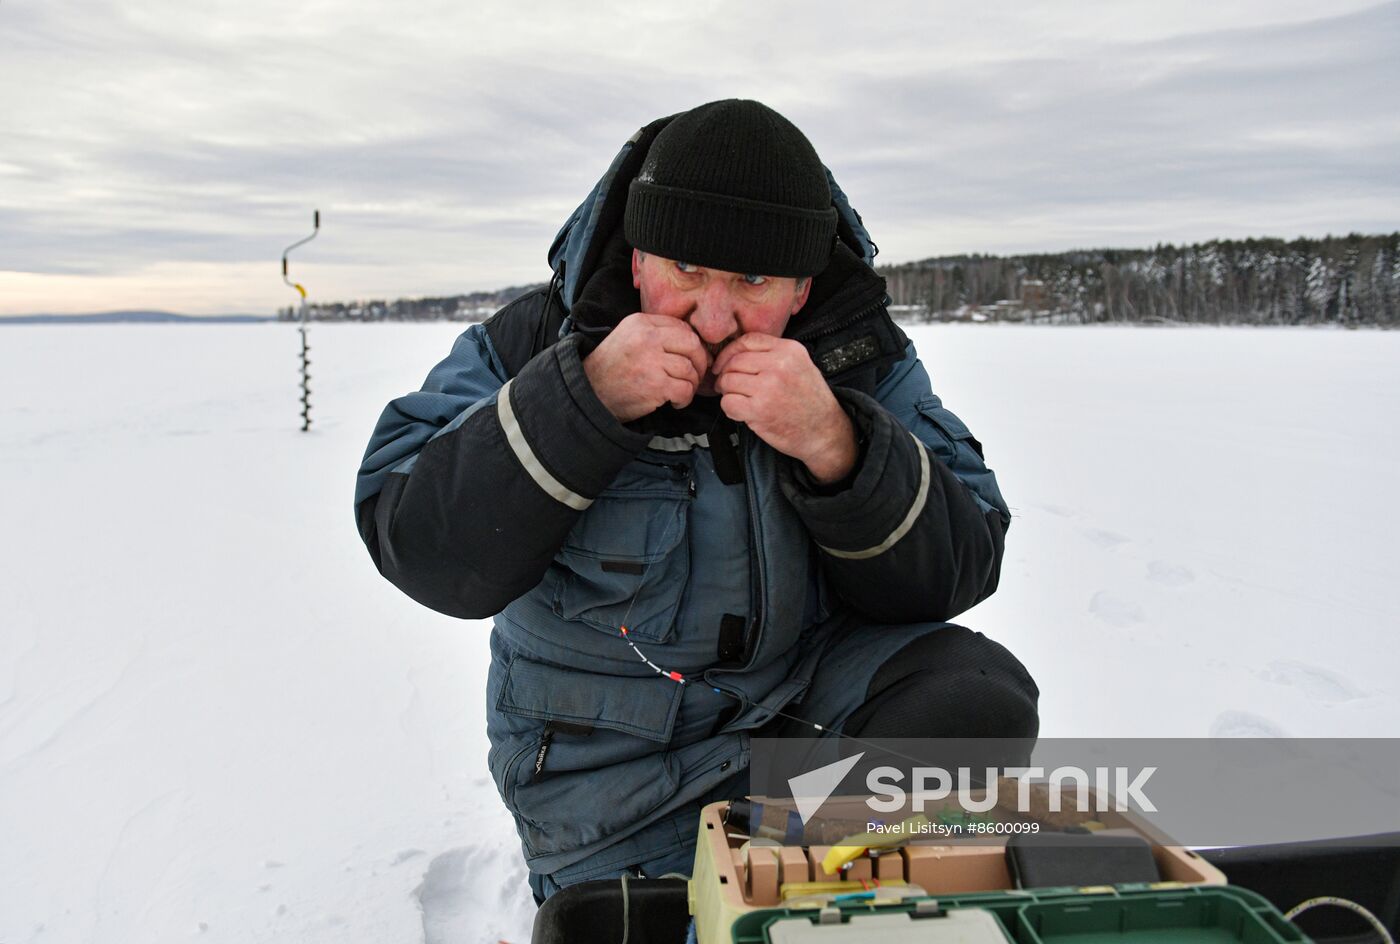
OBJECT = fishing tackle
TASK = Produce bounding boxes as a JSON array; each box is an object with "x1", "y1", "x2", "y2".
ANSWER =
[{"x1": 619, "y1": 626, "x2": 686, "y2": 683}]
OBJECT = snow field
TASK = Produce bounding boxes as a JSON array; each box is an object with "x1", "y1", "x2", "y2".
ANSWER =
[{"x1": 0, "y1": 323, "x2": 1396, "y2": 944}]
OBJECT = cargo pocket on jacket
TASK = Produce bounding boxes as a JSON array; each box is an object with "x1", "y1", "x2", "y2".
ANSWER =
[
  {"x1": 494, "y1": 654, "x2": 685, "y2": 859},
  {"x1": 915, "y1": 394, "x2": 985, "y2": 463},
  {"x1": 550, "y1": 460, "x2": 693, "y2": 644}
]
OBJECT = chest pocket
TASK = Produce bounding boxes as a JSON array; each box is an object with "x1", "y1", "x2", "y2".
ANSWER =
[{"x1": 549, "y1": 457, "x2": 694, "y2": 645}]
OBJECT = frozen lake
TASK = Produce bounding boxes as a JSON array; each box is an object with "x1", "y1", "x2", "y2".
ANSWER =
[{"x1": 1, "y1": 322, "x2": 1396, "y2": 944}]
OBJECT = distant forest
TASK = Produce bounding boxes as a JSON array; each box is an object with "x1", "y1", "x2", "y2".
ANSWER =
[
  {"x1": 882, "y1": 233, "x2": 1399, "y2": 326},
  {"x1": 277, "y1": 283, "x2": 545, "y2": 323},
  {"x1": 280, "y1": 233, "x2": 1399, "y2": 327}
]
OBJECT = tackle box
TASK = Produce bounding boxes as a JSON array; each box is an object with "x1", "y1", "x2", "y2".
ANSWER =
[
  {"x1": 530, "y1": 819, "x2": 1400, "y2": 943},
  {"x1": 690, "y1": 797, "x2": 1228, "y2": 944}
]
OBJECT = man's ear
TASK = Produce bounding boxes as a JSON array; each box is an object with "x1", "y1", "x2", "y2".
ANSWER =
[
  {"x1": 631, "y1": 248, "x2": 643, "y2": 290},
  {"x1": 791, "y1": 276, "x2": 813, "y2": 315}
]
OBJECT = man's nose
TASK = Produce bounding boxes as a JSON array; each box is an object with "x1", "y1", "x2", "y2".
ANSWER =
[{"x1": 688, "y1": 281, "x2": 739, "y2": 344}]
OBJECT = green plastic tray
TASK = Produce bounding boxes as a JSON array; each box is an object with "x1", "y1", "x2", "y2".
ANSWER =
[{"x1": 730, "y1": 885, "x2": 1312, "y2": 944}]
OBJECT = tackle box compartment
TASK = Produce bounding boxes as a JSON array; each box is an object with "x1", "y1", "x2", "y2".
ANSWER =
[{"x1": 732, "y1": 885, "x2": 1312, "y2": 944}]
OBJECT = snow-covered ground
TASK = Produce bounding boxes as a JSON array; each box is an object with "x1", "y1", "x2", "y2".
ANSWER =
[{"x1": 2, "y1": 323, "x2": 1396, "y2": 944}]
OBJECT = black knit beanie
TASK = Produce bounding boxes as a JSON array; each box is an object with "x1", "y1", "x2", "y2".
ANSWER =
[{"x1": 624, "y1": 100, "x2": 838, "y2": 278}]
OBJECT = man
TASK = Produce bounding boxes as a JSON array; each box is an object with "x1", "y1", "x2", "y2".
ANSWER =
[{"x1": 355, "y1": 100, "x2": 1038, "y2": 900}]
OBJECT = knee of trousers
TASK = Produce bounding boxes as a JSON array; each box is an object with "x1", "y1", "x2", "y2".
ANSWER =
[{"x1": 845, "y1": 625, "x2": 1040, "y2": 741}]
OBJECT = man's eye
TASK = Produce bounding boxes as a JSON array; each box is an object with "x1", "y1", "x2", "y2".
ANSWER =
[
  {"x1": 742, "y1": 274, "x2": 767, "y2": 286},
  {"x1": 675, "y1": 261, "x2": 697, "y2": 273}
]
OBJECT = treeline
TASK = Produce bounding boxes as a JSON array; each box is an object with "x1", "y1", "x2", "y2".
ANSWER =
[
  {"x1": 879, "y1": 233, "x2": 1400, "y2": 326},
  {"x1": 278, "y1": 234, "x2": 1400, "y2": 327},
  {"x1": 276, "y1": 282, "x2": 546, "y2": 322}
]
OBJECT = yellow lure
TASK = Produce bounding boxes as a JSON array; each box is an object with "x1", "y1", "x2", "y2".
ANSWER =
[{"x1": 820, "y1": 814, "x2": 932, "y2": 876}]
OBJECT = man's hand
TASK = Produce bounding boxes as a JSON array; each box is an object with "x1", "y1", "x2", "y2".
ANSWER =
[
  {"x1": 583, "y1": 313, "x2": 712, "y2": 423},
  {"x1": 712, "y1": 334, "x2": 858, "y2": 485}
]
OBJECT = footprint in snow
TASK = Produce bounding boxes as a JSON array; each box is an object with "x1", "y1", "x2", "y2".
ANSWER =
[
  {"x1": 417, "y1": 845, "x2": 532, "y2": 944},
  {"x1": 1146, "y1": 560, "x2": 1195, "y2": 587},
  {"x1": 1089, "y1": 591, "x2": 1144, "y2": 628},
  {"x1": 393, "y1": 848, "x2": 425, "y2": 866},
  {"x1": 1259, "y1": 661, "x2": 1365, "y2": 704},
  {"x1": 1210, "y1": 710, "x2": 1290, "y2": 738},
  {"x1": 1082, "y1": 528, "x2": 1131, "y2": 549},
  {"x1": 1034, "y1": 503, "x2": 1078, "y2": 518},
  {"x1": 416, "y1": 849, "x2": 474, "y2": 944}
]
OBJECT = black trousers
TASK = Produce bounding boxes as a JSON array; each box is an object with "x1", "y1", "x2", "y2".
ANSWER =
[{"x1": 760, "y1": 624, "x2": 1040, "y2": 743}]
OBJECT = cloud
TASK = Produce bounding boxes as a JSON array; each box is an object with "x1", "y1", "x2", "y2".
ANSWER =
[
  {"x1": 2, "y1": 0, "x2": 1395, "y2": 313},
  {"x1": 809, "y1": 3, "x2": 1400, "y2": 259}
]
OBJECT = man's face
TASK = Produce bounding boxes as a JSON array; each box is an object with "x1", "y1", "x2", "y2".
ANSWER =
[{"x1": 631, "y1": 248, "x2": 813, "y2": 395}]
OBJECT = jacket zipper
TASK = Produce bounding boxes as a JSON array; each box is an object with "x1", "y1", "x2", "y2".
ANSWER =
[
  {"x1": 634, "y1": 455, "x2": 691, "y2": 478},
  {"x1": 741, "y1": 427, "x2": 765, "y2": 670},
  {"x1": 632, "y1": 455, "x2": 696, "y2": 500}
]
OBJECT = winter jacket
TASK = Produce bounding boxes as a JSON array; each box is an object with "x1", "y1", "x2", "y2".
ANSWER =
[{"x1": 354, "y1": 117, "x2": 1011, "y2": 874}]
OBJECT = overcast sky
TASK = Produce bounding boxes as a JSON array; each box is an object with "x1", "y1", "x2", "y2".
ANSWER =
[{"x1": 2, "y1": 0, "x2": 1397, "y2": 315}]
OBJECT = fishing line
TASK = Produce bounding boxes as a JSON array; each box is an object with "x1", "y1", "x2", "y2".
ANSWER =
[{"x1": 614, "y1": 495, "x2": 689, "y2": 684}]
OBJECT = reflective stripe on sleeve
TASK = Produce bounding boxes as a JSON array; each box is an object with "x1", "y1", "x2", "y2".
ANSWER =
[
  {"x1": 496, "y1": 379, "x2": 593, "y2": 511},
  {"x1": 818, "y1": 432, "x2": 930, "y2": 560}
]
